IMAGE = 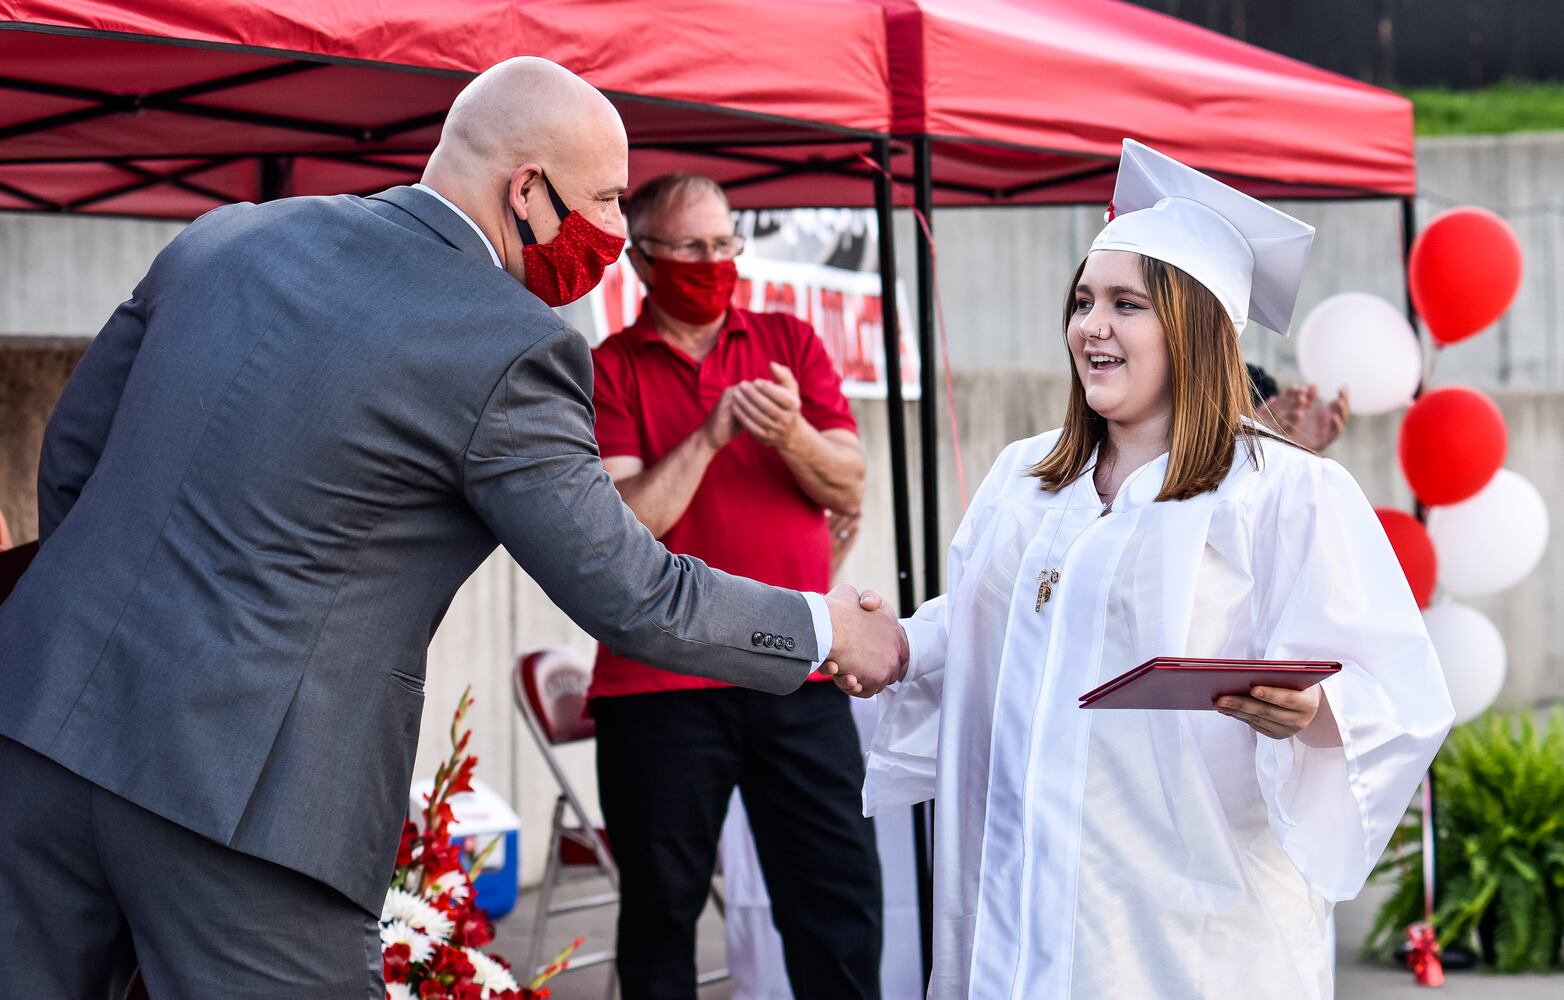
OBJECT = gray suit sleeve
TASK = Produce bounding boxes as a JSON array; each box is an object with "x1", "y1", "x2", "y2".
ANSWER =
[
  {"x1": 462, "y1": 323, "x2": 819, "y2": 695},
  {"x1": 37, "y1": 290, "x2": 150, "y2": 542}
]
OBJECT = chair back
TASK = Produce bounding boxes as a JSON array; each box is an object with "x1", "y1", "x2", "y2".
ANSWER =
[{"x1": 515, "y1": 646, "x2": 595, "y2": 746}]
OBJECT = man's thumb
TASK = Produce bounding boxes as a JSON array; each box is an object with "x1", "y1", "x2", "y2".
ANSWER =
[{"x1": 769, "y1": 362, "x2": 798, "y2": 388}]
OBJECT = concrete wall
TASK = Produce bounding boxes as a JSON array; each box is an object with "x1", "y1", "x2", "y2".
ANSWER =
[{"x1": 3, "y1": 133, "x2": 1561, "y2": 885}]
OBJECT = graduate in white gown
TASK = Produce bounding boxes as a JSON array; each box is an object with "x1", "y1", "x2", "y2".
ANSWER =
[{"x1": 852, "y1": 140, "x2": 1455, "y2": 999}]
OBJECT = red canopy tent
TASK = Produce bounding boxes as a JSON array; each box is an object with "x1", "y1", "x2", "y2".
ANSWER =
[
  {"x1": 0, "y1": 0, "x2": 1415, "y2": 215},
  {"x1": 0, "y1": 0, "x2": 891, "y2": 216}
]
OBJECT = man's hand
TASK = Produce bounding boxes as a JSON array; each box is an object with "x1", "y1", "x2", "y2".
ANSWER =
[
  {"x1": 827, "y1": 510, "x2": 860, "y2": 576},
  {"x1": 819, "y1": 584, "x2": 907, "y2": 697},
  {"x1": 1292, "y1": 385, "x2": 1349, "y2": 452},
  {"x1": 1261, "y1": 384, "x2": 1350, "y2": 452},
  {"x1": 733, "y1": 363, "x2": 802, "y2": 449},
  {"x1": 701, "y1": 385, "x2": 745, "y2": 451}
]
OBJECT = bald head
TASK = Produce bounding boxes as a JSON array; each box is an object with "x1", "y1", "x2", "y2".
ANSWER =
[
  {"x1": 430, "y1": 58, "x2": 624, "y2": 181},
  {"x1": 422, "y1": 58, "x2": 629, "y2": 278}
]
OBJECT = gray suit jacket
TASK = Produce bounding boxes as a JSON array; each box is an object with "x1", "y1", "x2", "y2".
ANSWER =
[{"x1": 0, "y1": 186, "x2": 818, "y2": 913}]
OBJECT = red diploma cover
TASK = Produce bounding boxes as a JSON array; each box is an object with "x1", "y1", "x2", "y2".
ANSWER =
[
  {"x1": 0, "y1": 540, "x2": 38, "y2": 605},
  {"x1": 1079, "y1": 656, "x2": 1340, "y2": 710}
]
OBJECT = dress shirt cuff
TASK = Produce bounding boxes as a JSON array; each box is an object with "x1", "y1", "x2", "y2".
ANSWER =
[
  {"x1": 802, "y1": 591, "x2": 833, "y2": 671},
  {"x1": 899, "y1": 616, "x2": 942, "y2": 686}
]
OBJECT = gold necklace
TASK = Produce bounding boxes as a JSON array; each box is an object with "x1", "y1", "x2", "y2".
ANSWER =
[{"x1": 1033, "y1": 470, "x2": 1113, "y2": 611}]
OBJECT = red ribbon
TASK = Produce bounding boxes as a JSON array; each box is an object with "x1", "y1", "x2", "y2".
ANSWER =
[{"x1": 1405, "y1": 921, "x2": 1445, "y2": 987}]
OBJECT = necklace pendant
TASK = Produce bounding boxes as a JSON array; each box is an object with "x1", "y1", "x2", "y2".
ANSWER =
[{"x1": 1035, "y1": 569, "x2": 1056, "y2": 611}]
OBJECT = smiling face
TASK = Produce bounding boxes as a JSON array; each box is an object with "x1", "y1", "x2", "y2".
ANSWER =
[{"x1": 1067, "y1": 250, "x2": 1174, "y2": 429}]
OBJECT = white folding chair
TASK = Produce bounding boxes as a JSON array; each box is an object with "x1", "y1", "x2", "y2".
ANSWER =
[{"x1": 513, "y1": 646, "x2": 729, "y2": 999}]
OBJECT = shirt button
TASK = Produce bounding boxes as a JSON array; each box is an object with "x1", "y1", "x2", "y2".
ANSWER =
[{"x1": 752, "y1": 631, "x2": 764, "y2": 646}]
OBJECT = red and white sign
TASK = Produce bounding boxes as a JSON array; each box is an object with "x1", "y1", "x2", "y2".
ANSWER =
[{"x1": 582, "y1": 247, "x2": 919, "y2": 401}]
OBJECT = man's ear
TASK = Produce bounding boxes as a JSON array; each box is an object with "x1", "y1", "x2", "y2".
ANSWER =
[{"x1": 507, "y1": 164, "x2": 543, "y2": 223}]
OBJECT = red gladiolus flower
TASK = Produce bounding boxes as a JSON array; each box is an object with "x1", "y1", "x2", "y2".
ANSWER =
[
  {"x1": 454, "y1": 911, "x2": 494, "y2": 949},
  {"x1": 432, "y1": 944, "x2": 476, "y2": 982},
  {"x1": 396, "y1": 820, "x2": 419, "y2": 867},
  {"x1": 383, "y1": 942, "x2": 412, "y2": 983}
]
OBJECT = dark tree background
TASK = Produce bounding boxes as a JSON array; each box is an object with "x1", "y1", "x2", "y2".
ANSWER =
[{"x1": 1129, "y1": 1, "x2": 1564, "y2": 88}]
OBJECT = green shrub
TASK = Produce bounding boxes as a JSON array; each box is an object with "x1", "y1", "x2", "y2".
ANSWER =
[
  {"x1": 1366, "y1": 710, "x2": 1564, "y2": 972},
  {"x1": 1406, "y1": 81, "x2": 1564, "y2": 136}
]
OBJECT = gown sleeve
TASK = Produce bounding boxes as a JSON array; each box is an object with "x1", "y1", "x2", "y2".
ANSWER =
[
  {"x1": 1251, "y1": 456, "x2": 1455, "y2": 901},
  {"x1": 863, "y1": 440, "x2": 1023, "y2": 816}
]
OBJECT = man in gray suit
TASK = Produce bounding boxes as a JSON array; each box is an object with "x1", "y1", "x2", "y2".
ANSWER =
[{"x1": 0, "y1": 58, "x2": 902, "y2": 999}]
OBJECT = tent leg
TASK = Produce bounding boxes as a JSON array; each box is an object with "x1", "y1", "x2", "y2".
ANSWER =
[
  {"x1": 872, "y1": 137, "x2": 933, "y2": 988},
  {"x1": 869, "y1": 134, "x2": 925, "y2": 989},
  {"x1": 909, "y1": 135, "x2": 939, "y2": 989},
  {"x1": 912, "y1": 138, "x2": 940, "y2": 599},
  {"x1": 1400, "y1": 193, "x2": 1442, "y2": 940},
  {"x1": 871, "y1": 137, "x2": 916, "y2": 621},
  {"x1": 260, "y1": 155, "x2": 293, "y2": 202}
]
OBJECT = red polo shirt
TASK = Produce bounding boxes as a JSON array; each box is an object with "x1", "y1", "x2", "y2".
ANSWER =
[{"x1": 588, "y1": 304, "x2": 857, "y2": 699}]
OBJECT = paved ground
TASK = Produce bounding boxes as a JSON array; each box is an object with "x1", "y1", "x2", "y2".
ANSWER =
[{"x1": 492, "y1": 876, "x2": 1563, "y2": 999}]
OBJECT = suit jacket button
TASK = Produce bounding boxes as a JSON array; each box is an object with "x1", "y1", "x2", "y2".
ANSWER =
[
  {"x1": 784, "y1": 637, "x2": 796, "y2": 651},
  {"x1": 752, "y1": 631, "x2": 764, "y2": 646},
  {"x1": 763, "y1": 634, "x2": 775, "y2": 648}
]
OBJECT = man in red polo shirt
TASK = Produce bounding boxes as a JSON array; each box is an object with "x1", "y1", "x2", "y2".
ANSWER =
[{"x1": 590, "y1": 173, "x2": 881, "y2": 1000}]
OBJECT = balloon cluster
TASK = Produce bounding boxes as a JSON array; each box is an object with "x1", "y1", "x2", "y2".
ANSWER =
[{"x1": 1297, "y1": 207, "x2": 1547, "y2": 725}]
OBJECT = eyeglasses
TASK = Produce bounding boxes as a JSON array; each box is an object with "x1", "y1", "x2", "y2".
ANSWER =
[{"x1": 634, "y1": 234, "x2": 747, "y2": 262}]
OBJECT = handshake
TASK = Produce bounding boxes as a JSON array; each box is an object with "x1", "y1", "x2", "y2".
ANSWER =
[{"x1": 819, "y1": 584, "x2": 910, "y2": 697}]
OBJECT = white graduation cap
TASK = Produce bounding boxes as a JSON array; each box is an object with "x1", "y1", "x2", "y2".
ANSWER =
[{"x1": 1090, "y1": 139, "x2": 1315, "y2": 336}]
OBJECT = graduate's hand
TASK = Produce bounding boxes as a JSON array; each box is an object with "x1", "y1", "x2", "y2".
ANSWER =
[
  {"x1": 1215, "y1": 684, "x2": 1324, "y2": 741},
  {"x1": 820, "y1": 584, "x2": 905, "y2": 697}
]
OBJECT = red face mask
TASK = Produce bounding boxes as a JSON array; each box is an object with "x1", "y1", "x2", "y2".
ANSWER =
[
  {"x1": 648, "y1": 256, "x2": 739, "y2": 325},
  {"x1": 515, "y1": 172, "x2": 625, "y2": 307}
]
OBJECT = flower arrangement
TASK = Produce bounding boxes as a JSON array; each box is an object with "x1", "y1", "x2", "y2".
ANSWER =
[{"x1": 382, "y1": 687, "x2": 582, "y2": 999}]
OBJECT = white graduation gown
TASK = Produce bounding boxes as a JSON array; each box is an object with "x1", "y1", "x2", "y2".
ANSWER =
[{"x1": 864, "y1": 429, "x2": 1454, "y2": 1000}]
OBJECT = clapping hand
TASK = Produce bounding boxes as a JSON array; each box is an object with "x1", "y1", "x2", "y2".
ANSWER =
[
  {"x1": 1262, "y1": 384, "x2": 1350, "y2": 452},
  {"x1": 701, "y1": 385, "x2": 746, "y2": 450},
  {"x1": 819, "y1": 585, "x2": 908, "y2": 697},
  {"x1": 733, "y1": 363, "x2": 802, "y2": 449}
]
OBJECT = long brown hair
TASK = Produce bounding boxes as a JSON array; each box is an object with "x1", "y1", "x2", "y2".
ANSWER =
[{"x1": 1029, "y1": 254, "x2": 1261, "y2": 501}]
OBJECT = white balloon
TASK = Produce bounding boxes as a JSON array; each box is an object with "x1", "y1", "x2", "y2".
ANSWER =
[
  {"x1": 1295, "y1": 292, "x2": 1422, "y2": 416},
  {"x1": 1422, "y1": 602, "x2": 1507, "y2": 725},
  {"x1": 1427, "y1": 469, "x2": 1550, "y2": 598}
]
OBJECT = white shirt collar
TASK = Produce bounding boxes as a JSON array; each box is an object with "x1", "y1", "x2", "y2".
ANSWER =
[{"x1": 412, "y1": 183, "x2": 503, "y2": 269}]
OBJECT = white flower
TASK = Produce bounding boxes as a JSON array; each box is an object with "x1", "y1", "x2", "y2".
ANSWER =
[
  {"x1": 430, "y1": 870, "x2": 472, "y2": 902},
  {"x1": 465, "y1": 948, "x2": 520, "y2": 996},
  {"x1": 381, "y1": 887, "x2": 455, "y2": 941},
  {"x1": 379, "y1": 919, "x2": 434, "y2": 964},
  {"x1": 385, "y1": 984, "x2": 414, "y2": 1000}
]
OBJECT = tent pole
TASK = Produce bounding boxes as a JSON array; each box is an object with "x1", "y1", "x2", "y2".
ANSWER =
[
  {"x1": 1401, "y1": 192, "x2": 1442, "y2": 949},
  {"x1": 872, "y1": 137, "x2": 932, "y2": 983},
  {"x1": 910, "y1": 136, "x2": 939, "y2": 988},
  {"x1": 913, "y1": 137, "x2": 940, "y2": 600},
  {"x1": 259, "y1": 155, "x2": 292, "y2": 202},
  {"x1": 871, "y1": 137, "x2": 916, "y2": 617}
]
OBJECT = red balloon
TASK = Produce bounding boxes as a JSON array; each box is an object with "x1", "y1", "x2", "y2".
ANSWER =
[
  {"x1": 1409, "y1": 207, "x2": 1523, "y2": 346},
  {"x1": 1374, "y1": 508, "x2": 1437, "y2": 608},
  {"x1": 1398, "y1": 386, "x2": 1507, "y2": 505}
]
